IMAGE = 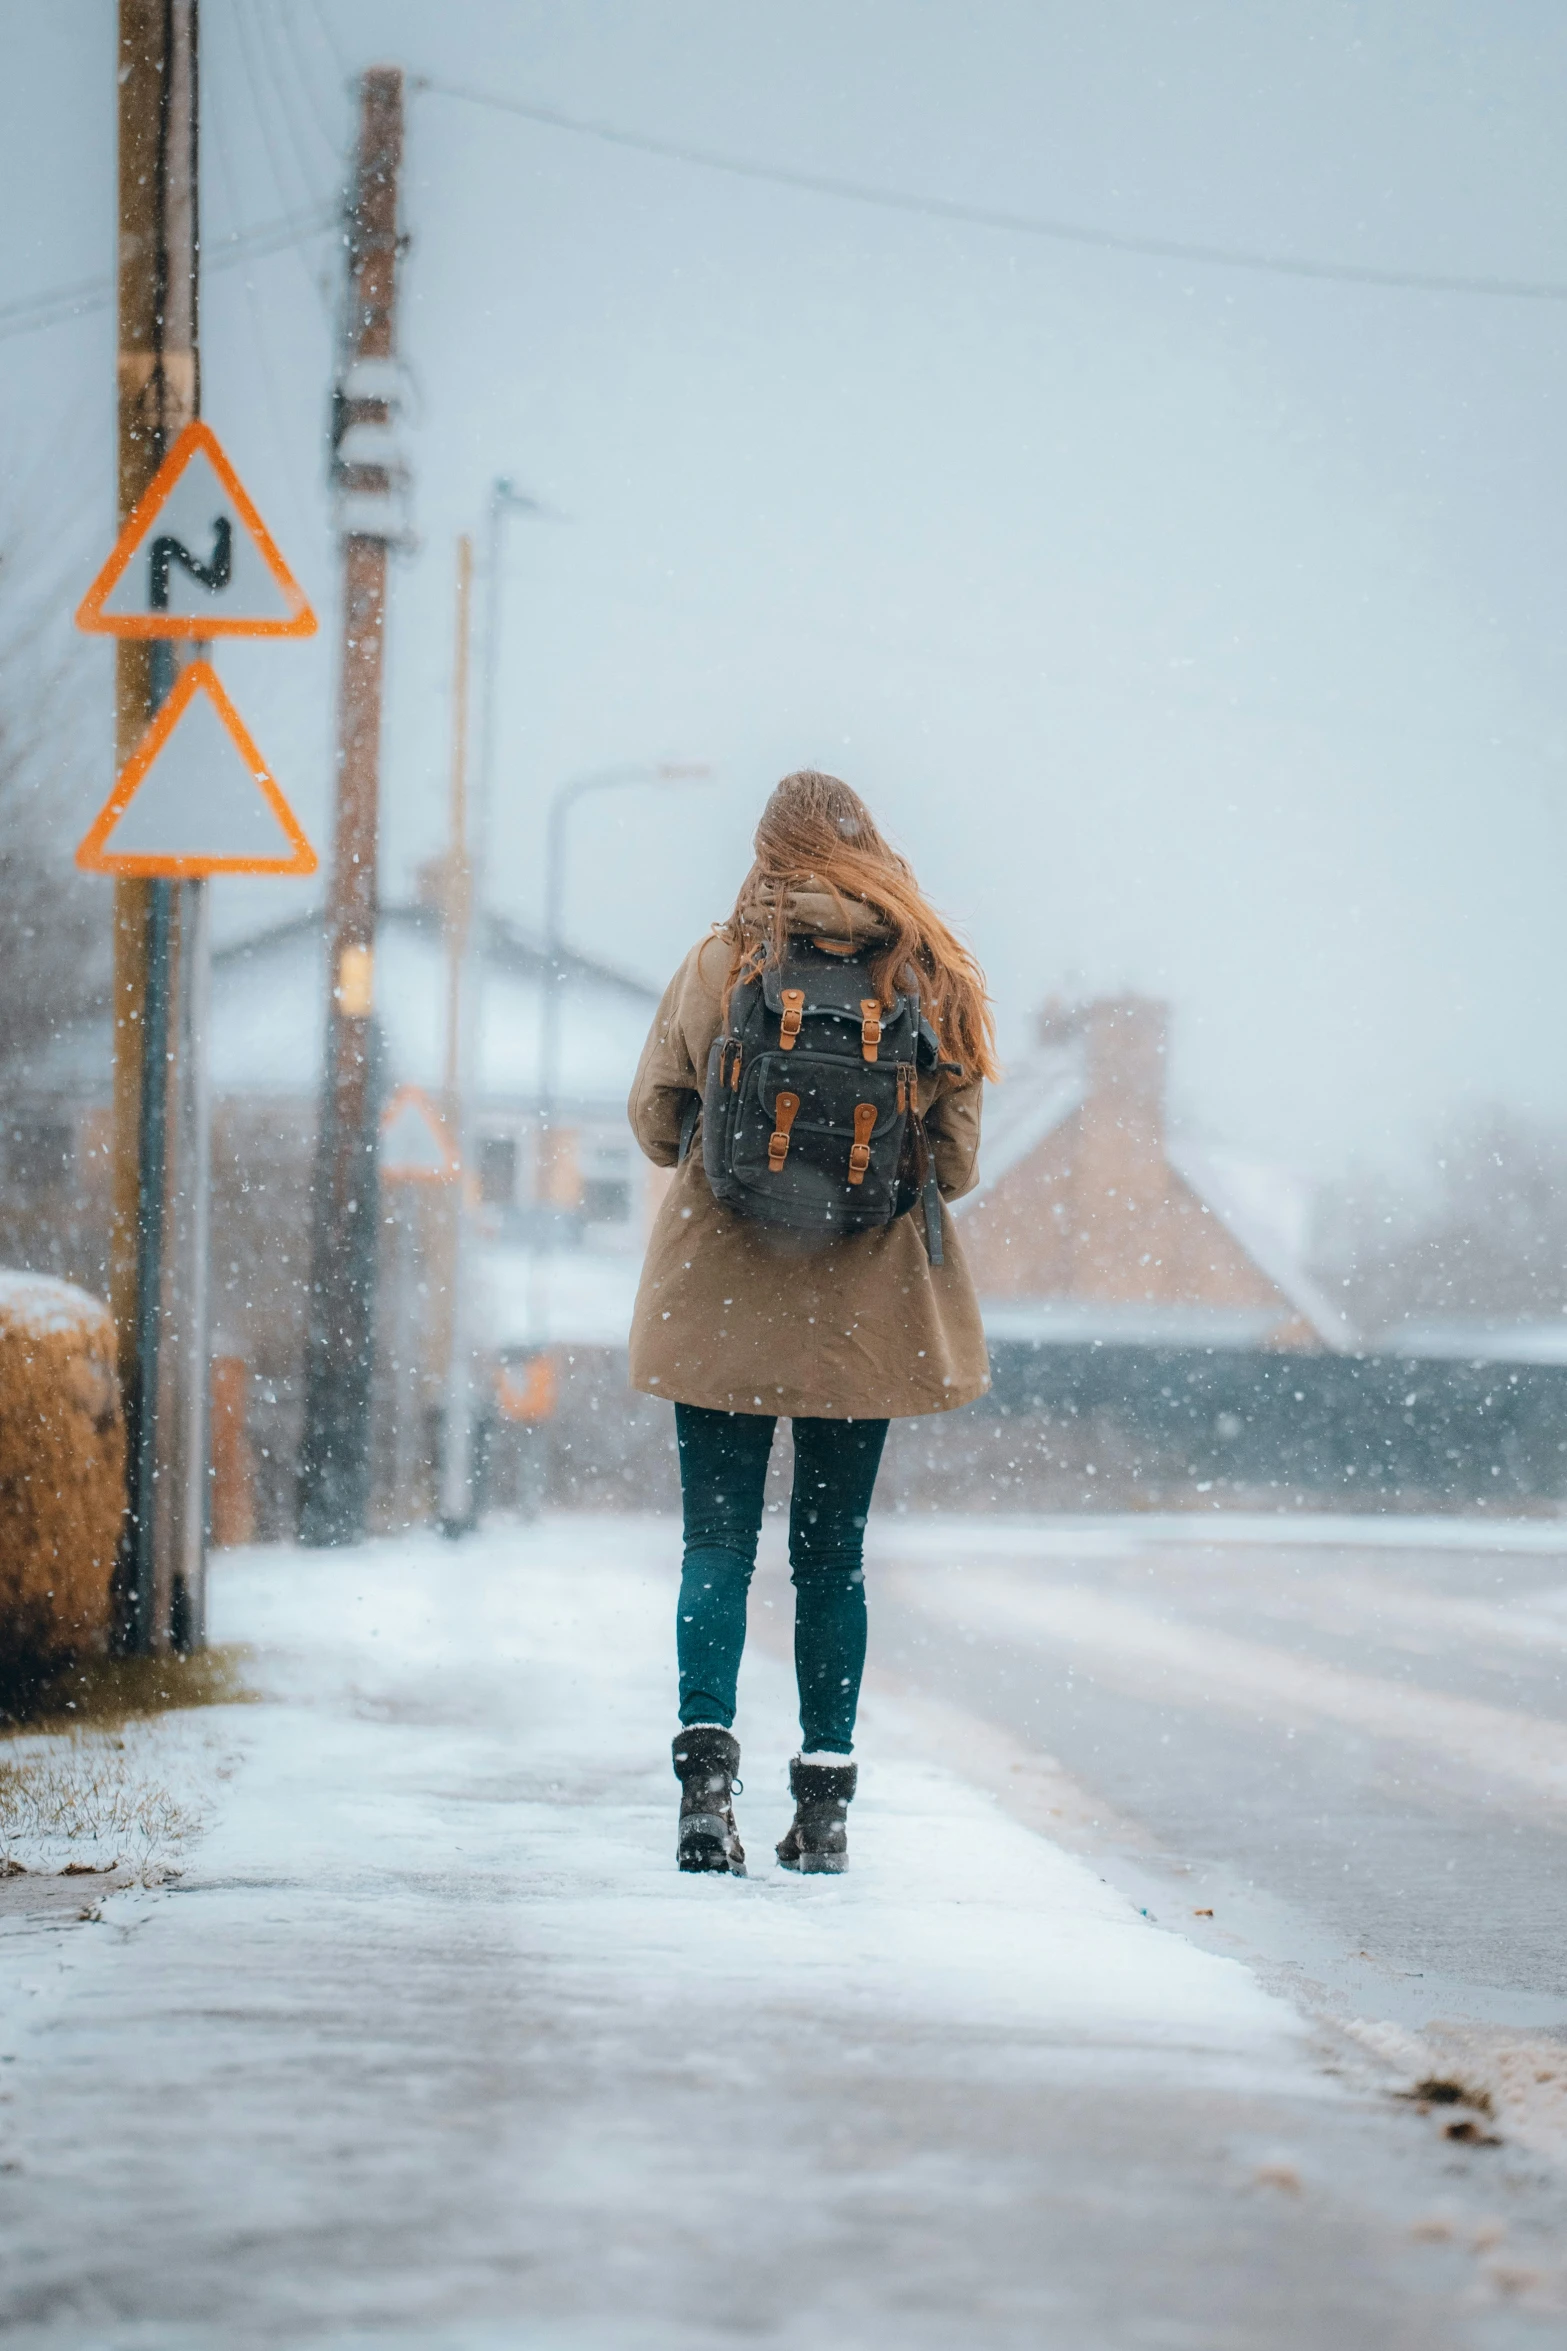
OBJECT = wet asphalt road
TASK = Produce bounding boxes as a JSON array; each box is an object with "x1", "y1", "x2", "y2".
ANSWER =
[{"x1": 864, "y1": 1518, "x2": 1567, "y2": 2035}]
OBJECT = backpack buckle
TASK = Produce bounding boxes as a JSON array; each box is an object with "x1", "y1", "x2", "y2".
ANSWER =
[
  {"x1": 768, "y1": 1090, "x2": 800, "y2": 1171},
  {"x1": 847, "y1": 1102, "x2": 876, "y2": 1184},
  {"x1": 896, "y1": 1062, "x2": 915, "y2": 1112},
  {"x1": 778, "y1": 989, "x2": 804, "y2": 1050},
  {"x1": 859, "y1": 999, "x2": 883, "y2": 1062}
]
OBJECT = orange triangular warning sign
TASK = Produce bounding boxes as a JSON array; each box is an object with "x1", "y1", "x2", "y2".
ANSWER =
[
  {"x1": 76, "y1": 661, "x2": 317, "y2": 878},
  {"x1": 76, "y1": 421, "x2": 317, "y2": 639},
  {"x1": 380, "y1": 1087, "x2": 460, "y2": 1183}
]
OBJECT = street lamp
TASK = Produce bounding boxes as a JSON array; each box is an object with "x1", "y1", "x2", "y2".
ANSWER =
[
  {"x1": 439, "y1": 476, "x2": 544, "y2": 1539},
  {"x1": 537, "y1": 762, "x2": 714, "y2": 1186},
  {"x1": 473, "y1": 480, "x2": 544, "y2": 892}
]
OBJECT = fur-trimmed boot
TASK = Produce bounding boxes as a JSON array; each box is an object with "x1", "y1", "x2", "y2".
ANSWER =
[
  {"x1": 672, "y1": 1726, "x2": 746, "y2": 1876},
  {"x1": 775, "y1": 1755, "x2": 858, "y2": 1874}
]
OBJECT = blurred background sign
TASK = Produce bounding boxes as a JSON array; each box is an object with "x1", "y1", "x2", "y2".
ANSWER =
[{"x1": 380, "y1": 1085, "x2": 460, "y2": 1184}]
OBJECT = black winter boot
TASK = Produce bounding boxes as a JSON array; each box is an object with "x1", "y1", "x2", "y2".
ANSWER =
[
  {"x1": 672, "y1": 1726, "x2": 746, "y2": 1876},
  {"x1": 776, "y1": 1756, "x2": 857, "y2": 1874}
]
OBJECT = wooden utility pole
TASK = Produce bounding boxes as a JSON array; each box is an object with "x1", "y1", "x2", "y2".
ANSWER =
[
  {"x1": 112, "y1": 0, "x2": 205, "y2": 1652},
  {"x1": 297, "y1": 68, "x2": 406, "y2": 1546}
]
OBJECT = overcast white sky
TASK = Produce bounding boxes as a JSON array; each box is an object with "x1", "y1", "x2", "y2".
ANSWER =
[{"x1": 6, "y1": 1, "x2": 1567, "y2": 1183}]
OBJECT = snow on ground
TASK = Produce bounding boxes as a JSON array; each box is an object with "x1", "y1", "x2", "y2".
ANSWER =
[
  {"x1": 193, "y1": 1518, "x2": 1297, "y2": 2057},
  {"x1": 0, "y1": 1518, "x2": 1555, "y2": 2346}
]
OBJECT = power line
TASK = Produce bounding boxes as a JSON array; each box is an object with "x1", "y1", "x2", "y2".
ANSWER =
[
  {"x1": 418, "y1": 78, "x2": 1567, "y2": 303},
  {"x1": 0, "y1": 269, "x2": 125, "y2": 342},
  {"x1": 278, "y1": 0, "x2": 348, "y2": 158},
  {"x1": 301, "y1": 0, "x2": 349, "y2": 89},
  {"x1": 244, "y1": 1, "x2": 318, "y2": 190},
  {"x1": 231, "y1": 0, "x2": 336, "y2": 322},
  {"x1": 0, "y1": 201, "x2": 338, "y2": 344},
  {"x1": 205, "y1": 29, "x2": 322, "y2": 545},
  {"x1": 247, "y1": 0, "x2": 339, "y2": 206}
]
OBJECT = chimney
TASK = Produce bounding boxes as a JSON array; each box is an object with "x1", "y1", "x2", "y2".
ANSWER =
[
  {"x1": 1084, "y1": 997, "x2": 1168, "y2": 1159},
  {"x1": 1061, "y1": 996, "x2": 1170, "y2": 1298}
]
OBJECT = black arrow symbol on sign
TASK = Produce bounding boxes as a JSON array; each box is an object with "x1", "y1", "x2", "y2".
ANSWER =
[{"x1": 148, "y1": 516, "x2": 233, "y2": 610}]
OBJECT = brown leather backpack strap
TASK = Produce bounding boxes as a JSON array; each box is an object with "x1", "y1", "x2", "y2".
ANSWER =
[
  {"x1": 779, "y1": 988, "x2": 804, "y2": 1049},
  {"x1": 768, "y1": 1090, "x2": 800, "y2": 1171},
  {"x1": 847, "y1": 1101, "x2": 876, "y2": 1184},
  {"x1": 859, "y1": 999, "x2": 882, "y2": 1062}
]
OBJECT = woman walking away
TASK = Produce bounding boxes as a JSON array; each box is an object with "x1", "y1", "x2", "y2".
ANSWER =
[{"x1": 628, "y1": 770, "x2": 999, "y2": 1876}]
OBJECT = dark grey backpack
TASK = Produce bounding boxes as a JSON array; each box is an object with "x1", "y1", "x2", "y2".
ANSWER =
[{"x1": 683, "y1": 939, "x2": 945, "y2": 1260}]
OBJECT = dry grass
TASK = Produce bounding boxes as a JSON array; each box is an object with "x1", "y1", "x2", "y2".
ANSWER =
[
  {"x1": 0, "y1": 1734, "x2": 203, "y2": 1878},
  {"x1": 13, "y1": 1642, "x2": 259, "y2": 1734},
  {"x1": 0, "y1": 1644, "x2": 259, "y2": 1881}
]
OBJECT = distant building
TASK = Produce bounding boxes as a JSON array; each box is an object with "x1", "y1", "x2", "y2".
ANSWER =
[
  {"x1": 13, "y1": 903, "x2": 662, "y2": 1530},
  {"x1": 204, "y1": 902, "x2": 660, "y2": 1244},
  {"x1": 956, "y1": 996, "x2": 1352, "y2": 1352}
]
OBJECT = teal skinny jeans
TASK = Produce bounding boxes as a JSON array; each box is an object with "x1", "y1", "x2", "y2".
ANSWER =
[{"x1": 674, "y1": 1403, "x2": 889, "y2": 1755}]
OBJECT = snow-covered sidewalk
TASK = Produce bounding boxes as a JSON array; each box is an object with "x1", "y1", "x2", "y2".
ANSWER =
[{"x1": 0, "y1": 1519, "x2": 1550, "y2": 2347}]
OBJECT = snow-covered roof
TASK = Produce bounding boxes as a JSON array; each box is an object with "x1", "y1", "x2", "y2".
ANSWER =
[
  {"x1": 968, "y1": 1038, "x2": 1087, "y2": 1190},
  {"x1": 214, "y1": 907, "x2": 655, "y2": 1109},
  {"x1": 1376, "y1": 1318, "x2": 1567, "y2": 1367},
  {"x1": 35, "y1": 906, "x2": 660, "y2": 1117},
  {"x1": 1168, "y1": 1141, "x2": 1356, "y2": 1352},
  {"x1": 978, "y1": 1299, "x2": 1290, "y2": 1349}
]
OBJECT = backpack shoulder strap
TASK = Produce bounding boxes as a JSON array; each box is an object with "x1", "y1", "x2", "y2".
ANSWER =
[{"x1": 922, "y1": 1169, "x2": 944, "y2": 1266}]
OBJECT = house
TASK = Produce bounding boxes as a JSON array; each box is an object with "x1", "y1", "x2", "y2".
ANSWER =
[
  {"x1": 955, "y1": 996, "x2": 1352, "y2": 1352},
  {"x1": 205, "y1": 902, "x2": 660, "y2": 1244}
]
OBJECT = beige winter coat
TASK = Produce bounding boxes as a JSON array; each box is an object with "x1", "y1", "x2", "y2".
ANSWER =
[{"x1": 627, "y1": 912, "x2": 990, "y2": 1420}]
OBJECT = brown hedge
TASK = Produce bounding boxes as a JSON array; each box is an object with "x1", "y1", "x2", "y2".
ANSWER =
[{"x1": 0, "y1": 1274, "x2": 124, "y2": 1713}]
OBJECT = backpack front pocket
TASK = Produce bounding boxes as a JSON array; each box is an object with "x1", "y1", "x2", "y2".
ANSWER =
[{"x1": 730, "y1": 1052, "x2": 904, "y2": 1221}]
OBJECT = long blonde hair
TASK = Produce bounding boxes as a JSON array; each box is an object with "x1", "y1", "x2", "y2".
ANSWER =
[{"x1": 720, "y1": 770, "x2": 1000, "y2": 1083}]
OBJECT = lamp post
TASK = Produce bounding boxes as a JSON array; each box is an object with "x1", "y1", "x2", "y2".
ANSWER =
[
  {"x1": 447, "y1": 477, "x2": 542, "y2": 1184},
  {"x1": 473, "y1": 481, "x2": 542, "y2": 900},
  {"x1": 437, "y1": 476, "x2": 541, "y2": 1538},
  {"x1": 537, "y1": 763, "x2": 713, "y2": 1196}
]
